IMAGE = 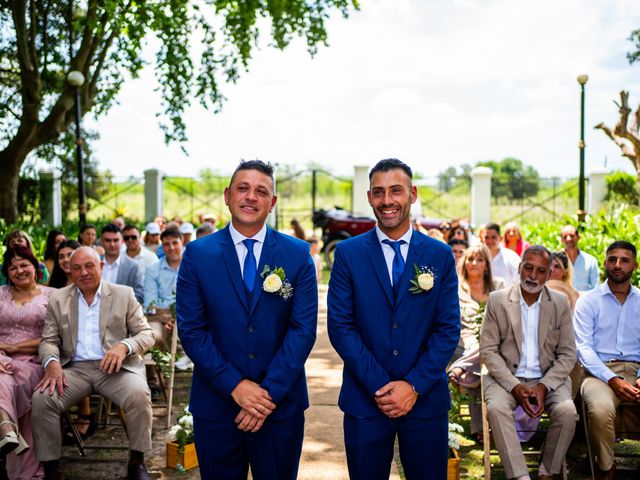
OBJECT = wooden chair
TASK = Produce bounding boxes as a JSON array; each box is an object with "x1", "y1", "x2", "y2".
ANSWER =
[{"x1": 481, "y1": 374, "x2": 569, "y2": 480}]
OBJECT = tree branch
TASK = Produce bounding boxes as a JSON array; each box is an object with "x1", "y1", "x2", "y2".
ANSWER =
[{"x1": 595, "y1": 122, "x2": 636, "y2": 160}]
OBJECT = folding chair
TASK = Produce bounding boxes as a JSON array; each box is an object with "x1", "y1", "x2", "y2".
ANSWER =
[{"x1": 481, "y1": 374, "x2": 569, "y2": 480}]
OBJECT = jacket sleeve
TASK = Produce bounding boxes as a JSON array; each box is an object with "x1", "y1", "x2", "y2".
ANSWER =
[
  {"x1": 403, "y1": 252, "x2": 461, "y2": 394},
  {"x1": 327, "y1": 245, "x2": 391, "y2": 395},
  {"x1": 261, "y1": 247, "x2": 318, "y2": 404}
]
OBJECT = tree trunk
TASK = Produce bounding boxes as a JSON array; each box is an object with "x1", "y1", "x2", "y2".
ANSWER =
[{"x1": 0, "y1": 148, "x2": 24, "y2": 224}]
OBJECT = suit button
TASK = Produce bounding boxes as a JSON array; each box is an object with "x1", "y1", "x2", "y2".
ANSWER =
[
  {"x1": 392, "y1": 322, "x2": 399, "y2": 329},
  {"x1": 393, "y1": 350, "x2": 398, "y2": 356},
  {"x1": 248, "y1": 326, "x2": 254, "y2": 333},
  {"x1": 248, "y1": 353, "x2": 255, "y2": 360}
]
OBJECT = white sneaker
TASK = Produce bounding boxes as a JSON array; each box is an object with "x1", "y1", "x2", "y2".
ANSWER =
[{"x1": 175, "y1": 355, "x2": 194, "y2": 371}]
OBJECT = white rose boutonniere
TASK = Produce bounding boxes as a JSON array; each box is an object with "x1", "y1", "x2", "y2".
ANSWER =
[
  {"x1": 409, "y1": 264, "x2": 437, "y2": 294},
  {"x1": 260, "y1": 265, "x2": 293, "y2": 300}
]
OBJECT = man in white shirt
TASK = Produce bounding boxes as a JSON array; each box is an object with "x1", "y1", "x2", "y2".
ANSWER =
[
  {"x1": 560, "y1": 225, "x2": 600, "y2": 291},
  {"x1": 481, "y1": 245, "x2": 577, "y2": 480},
  {"x1": 123, "y1": 224, "x2": 159, "y2": 275},
  {"x1": 101, "y1": 223, "x2": 144, "y2": 304},
  {"x1": 32, "y1": 247, "x2": 155, "y2": 480},
  {"x1": 574, "y1": 240, "x2": 640, "y2": 479},
  {"x1": 481, "y1": 223, "x2": 521, "y2": 285}
]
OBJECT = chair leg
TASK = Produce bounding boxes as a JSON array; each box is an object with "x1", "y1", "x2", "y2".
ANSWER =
[
  {"x1": 481, "y1": 376, "x2": 491, "y2": 480},
  {"x1": 63, "y1": 412, "x2": 86, "y2": 457}
]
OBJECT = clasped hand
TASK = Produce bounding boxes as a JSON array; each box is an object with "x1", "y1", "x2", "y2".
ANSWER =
[
  {"x1": 511, "y1": 383, "x2": 546, "y2": 418},
  {"x1": 231, "y1": 380, "x2": 276, "y2": 432},
  {"x1": 375, "y1": 380, "x2": 418, "y2": 418}
]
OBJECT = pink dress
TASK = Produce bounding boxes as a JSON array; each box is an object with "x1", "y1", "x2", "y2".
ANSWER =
[{"x1": 0, "y1": 285, "x2": 53, "y2": 480}]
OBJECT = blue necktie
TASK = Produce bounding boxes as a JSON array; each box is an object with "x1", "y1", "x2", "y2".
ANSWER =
[
  {"x1": 382, "y1": 239, "x2": 406, "y2": 291},
  {"x1": 243, "y1": 239, "x2": 257, "y2": 292}
]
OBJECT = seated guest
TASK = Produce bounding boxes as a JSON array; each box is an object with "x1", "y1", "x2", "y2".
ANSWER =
[
  {"x1": 43, "y1": 231, "x2": 66, "y2": 275},
  {"x1": 47, "y1": 241, "x2": 81, "y2": 289},
  {"x1": 448, "y1": 245, "x2": 505, "y2": 443},
  {"x1": 101, "y1": 224, "x2": 144, "y2": 305},
  {"x1": 195, "y1": 223, "x2": 215, "y2": 239},
  {"x1": 448, "y1": 238, "x2": 468, "y2": 265},
  {"x1": 122, "y1": 225, "x2": 158, "y2": 276},
  {"x1": 0, "y1": 246, "x2": 54, "y2": 480},
  {"x1": 560, "y1": 225, "x2": 599, "y2": 291},
  {"x1": 1, "y1": 231, "x2": 49, "y2": 286},
  {"x1": 178, "y1": 222, "x2": 195, "y2": 245},
  {"x1": 31, "y1": 247, "x2": 155, "y2": 480},
  {"x1": 77, "y1": 224, "x2": 105, "y2": 258},
  {"x1": 480, "y1": 223, "x2": 521, "y2": 286},
  {"x1": 143, "y1": 223, "x2": 161, "y2": 255},
  {"x1": 481, "y1": 245, "x2": 577, "y2": 480},
  {"x1": 503, "y1": 222, "x2": 531, "y2": 257},
  {"x1": 574, "y1": 240, "x2": 640, "y2": 479},
  {"x1": 547, "y1": 251, "x2": 579, "y2": 311}
]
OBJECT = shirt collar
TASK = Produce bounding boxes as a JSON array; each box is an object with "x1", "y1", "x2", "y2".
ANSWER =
[
  {"x1": 104, "y1": 254, "x2": 121, "y2": 267},
  {"x1": 600, "y1": 280, "x2": 640, "y2": 298},
  {"x1": 518, "y1": 284, "x2": 542, "y2": 309},
  {"x1": 375, "y1": 225, "x2": 413, "y2": 246},
  {"x1": 229, "y1": 222, "x2": 267, "y2": 246},
  {"x1": 76, "y1": 281, "x2": 103, "y2": 303}
]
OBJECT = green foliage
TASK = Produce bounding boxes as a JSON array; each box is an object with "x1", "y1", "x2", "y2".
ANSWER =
[
  {"x1": 605, "y1": 171, "x2": 639, "y2": 205},
  {"x1": 477, "y1": 158, "x2": 541, "y2": 200},
  {"x1": 628, "y1": 28, "x2": 640, "y2": 64}
]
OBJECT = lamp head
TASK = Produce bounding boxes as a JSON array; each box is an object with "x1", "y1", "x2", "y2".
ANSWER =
[
  {"x1": 67, "y1": 71, "x2": 85, "y2": 87},
  {"x1": 577, "y1": 74, "x2": 589, "y2": 86}
]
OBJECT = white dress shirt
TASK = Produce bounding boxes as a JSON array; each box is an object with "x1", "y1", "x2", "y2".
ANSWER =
[
  {"x1": 375, "y1": 226, "x2": 412, "y2": 286},
  {"x1": 574, "y1": 281, "x2": 640, "y2": 382},
  {"x1": 514, "y1": 288, "x2": 543, "y2": 379},
  {"x1": 73, "y1": 283, "x2": 105, "y2": 361},
  {"x1": 492, "y1": 247, "x2": 521, "y2": 286},
  {"x1": 102, "y1": 254, "x2": 121, "y2": 284},
  {"x1": 229, "y1": 222, "x2": 267, "y2": 277}
]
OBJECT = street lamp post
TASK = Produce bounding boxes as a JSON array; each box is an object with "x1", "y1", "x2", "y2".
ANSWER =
[
  {"x1": 577, "y1": 74, "x2": 589, "y2": 220},
  {"x1": 67, "y1": 70, "x2": 86, "y2": 226}
]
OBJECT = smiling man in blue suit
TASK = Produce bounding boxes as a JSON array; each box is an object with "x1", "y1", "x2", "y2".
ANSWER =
[
  {"x1": 328, "y1": 158, "x2": 460, "y2": 480},
  {"x1": 176, "y1": 160, "x2": 318, "y2": 480}
]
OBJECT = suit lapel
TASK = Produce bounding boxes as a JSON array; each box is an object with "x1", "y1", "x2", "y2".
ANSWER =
[
  {"x1": 537, "y1": 287, "x2": 551, "y2": 353},
  {"x1": 99, "y1": 283, "x2": 112, "y2": 343},
  {"x1": 365, "y1": 230, "x2": 394, "y2": 308},
  {"x1": 220, "y1": 227, "x2": 250, "y2": 313},
  {"x1": 394, "y1": 232, "x2": 424, "y2": 309},
  {"x1": 507, "y1": 285, "x2": 523, "y2": 356},
  {"x1": 249, "y1": 228, "x2": 276, "y2": 317}
]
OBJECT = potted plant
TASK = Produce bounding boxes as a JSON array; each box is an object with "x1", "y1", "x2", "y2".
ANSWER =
[
  {"x1": 166, "y1": 406, "x2": 197, "y2": 472},
  {"x1": 448, "y1": 422, "x2": 463, "y2": 480}
]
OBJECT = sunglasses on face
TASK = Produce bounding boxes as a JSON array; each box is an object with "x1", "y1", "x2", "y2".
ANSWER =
[{"x1": 123, "y1": 235, "x2": 138, "y2": 241}]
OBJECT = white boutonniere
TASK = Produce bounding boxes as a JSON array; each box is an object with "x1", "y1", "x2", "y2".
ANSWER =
[
  {"x1": 409, "y1": 264, "x2": 436, "y2": 294},
  {"x1": 260, "y1": 265, "x2": 293, "y2": 300}
]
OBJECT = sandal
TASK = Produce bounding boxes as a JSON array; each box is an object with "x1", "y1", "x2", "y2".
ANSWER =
[{"x1": 0, "y1": 420, "x2": 28, "y2": 456}]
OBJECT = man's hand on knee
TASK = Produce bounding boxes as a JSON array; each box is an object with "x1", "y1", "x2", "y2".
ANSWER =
[
  {"x1": 36, "y1": 361, "x2": 68, "y2": 396},
  {"x1": 608, "y1": 376, "x2": 640, "y2": 402},
  {"x1": 230, "y1": 380, "x2": 276, "y2": 419},
  {"x1": 234, "y1": 408, "x2": 265, "y2": 433},
  {"x1": 100, "y1": 343, "x2": 129, "y2": 374}
]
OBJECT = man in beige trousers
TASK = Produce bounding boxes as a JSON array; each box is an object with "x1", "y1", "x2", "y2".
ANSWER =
[
  {"x1": 31, "y1": 247, "x2": 155, "y2": 480},
  {"x1": 574, "y1": 240, "x2": 640, "y2": 480},
  {"x1": 481, "y1": 245, "x2": 578, "y2": 480}
]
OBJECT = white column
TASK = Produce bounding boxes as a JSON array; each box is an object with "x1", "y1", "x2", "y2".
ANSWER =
[
  {"x1": 588, "y1": 168, "x2": 608, "y2": 214},
  {"x1": 38, "y1": 170, "x2": 62, "y2": 226},
  {"x1": 144, "y1": 169, "x2": 164, "y2": 222},
  {"x1": 352, "y1": 165, "x2": 370, "y2": 217},
  {"x1": 471, "y1": 167, "x2": 492, "y2": 226}
]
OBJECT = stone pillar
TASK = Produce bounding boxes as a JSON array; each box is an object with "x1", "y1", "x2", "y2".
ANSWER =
[
  {"x1": 588, "y1": 168, "x2": 608, "y2": 214},
  {"x1": 471, "y1": 167, "x2": 492, "y2": 226},
  {"x1": 352, "y1": 165, "x2": 370, "y2": 217},
  {"x1": 144, "y1": 169, "x2": 164, "y2": 222},
  {"x1": 39, "y1": 170, "x2": 62, "y2": 226}
]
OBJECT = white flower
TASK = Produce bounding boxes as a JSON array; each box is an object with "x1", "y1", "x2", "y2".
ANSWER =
[
  {"x1": 417, "y1": 273, "x2": 434, "y2": 291},
  {"x1": 263, "y1": 273, "x2": 283, "y2": 293},
  {"x1": 178, "y1": 414, "x2": 193, "y2": 429},
  {"x1": 167, "y1": 425, "x2": 180, "y2": 442}
]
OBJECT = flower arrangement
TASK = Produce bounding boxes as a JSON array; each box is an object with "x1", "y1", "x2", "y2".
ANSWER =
[
  {"x1": 260, "y1": 265, "x2": 293, "y2": 300},
  {"x1": 448, "y1": 421, "x2": 464, "y2": 450},
  {"x1": 167, "y1": 406, "x2": 194, "y2": 452}
]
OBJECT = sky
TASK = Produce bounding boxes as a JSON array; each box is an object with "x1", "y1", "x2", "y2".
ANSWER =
[{"x1": 88, "y1": 0, "x2": 640, "y2": 181}]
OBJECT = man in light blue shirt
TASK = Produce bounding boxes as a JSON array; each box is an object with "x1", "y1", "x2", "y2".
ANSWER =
[
  {"x1": 574, "y1": 240, "x2": 640, "y2": 478},
  {"x1": 561, "y1": 225, "x2": 599, "y2": 291},
  {"x1": 144, "y1": 228, "x2": 182, "y2": 310}
]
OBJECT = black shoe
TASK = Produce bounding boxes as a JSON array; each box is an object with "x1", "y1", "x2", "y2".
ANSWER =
[
  {"x1": 127, "y1": 463, "x2": 151, "y2": 480},
  {"x1": 150, "y1": 385, "x2": 162, "y2": 402}
]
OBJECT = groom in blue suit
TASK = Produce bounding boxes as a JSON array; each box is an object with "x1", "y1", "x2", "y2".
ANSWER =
[
  {"x1": 328, "y1": 158, "x2": 460, "y2": 480},
  {"x1": 176, "y1": 160, "x2": 318, "y2": 479}
]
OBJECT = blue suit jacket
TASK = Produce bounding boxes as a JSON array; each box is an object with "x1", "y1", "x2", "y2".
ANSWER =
[
  {"x1": 176, "y1": 226, "x2": 318, "y2": 421},
  {"x1": 327, "y1": 229, "x2": 460, "y2": 418}
]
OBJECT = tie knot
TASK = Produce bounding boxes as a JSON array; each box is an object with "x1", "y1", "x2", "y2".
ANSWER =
[
  {"x1": 382, "y1": 239, "x2": 405, "y2": 254},
  {"x1": 243, "y1": 239, "x2": 257, "y2": 250}
]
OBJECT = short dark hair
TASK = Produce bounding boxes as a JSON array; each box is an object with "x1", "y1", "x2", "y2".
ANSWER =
[
  {"x1": 522, "y1": 245, "x2": 552, "y2": 267},
  {"x1": 448, "y1": 239, "x2": 468, "y2": 248},
  {"x1": 368, "y1": 158, "x2": 413, "y2": 181},
  {"x1": 2, "y1": 245, "x2": 43, "y2": 285},
  {"x1": 101, "y1": 223, "x2": 122, "y2": 235},
  {"x1": 230, "y1": 160, "x2": 274, "y2": 187},
  {"x1": 161, "y1": 227, "x2": 183, "y2": 242},
  {"x1": 606, "y1": 240, "x2": 637, "y2": 258},
  {"x1": 122, "y1": 224, "x2": 139, "y2": 234},
  {"x1": 485, "y1": 223, "x2": 501, "y2": 235}
]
